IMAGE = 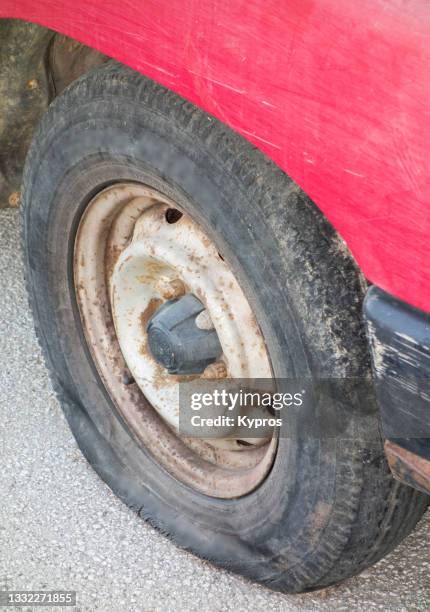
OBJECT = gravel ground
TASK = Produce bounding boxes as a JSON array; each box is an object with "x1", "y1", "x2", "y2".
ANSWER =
[{"x1": 1, "y1": 207, "x2": 430, "y2": 611}]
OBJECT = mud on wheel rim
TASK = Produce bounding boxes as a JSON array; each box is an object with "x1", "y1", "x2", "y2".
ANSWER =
[{"x1": 74, "y1": 182, "x2": 277, "y2": 498}]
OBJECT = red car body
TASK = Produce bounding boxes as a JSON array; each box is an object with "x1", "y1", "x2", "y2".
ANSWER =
[{"x1": 1, "y1": 0, "x2": 429, "y2": 313}]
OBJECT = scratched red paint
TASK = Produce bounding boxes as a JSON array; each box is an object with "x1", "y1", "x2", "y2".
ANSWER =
[{"x1": 1, "y1": 0, "x2": 429, "y2": 312}]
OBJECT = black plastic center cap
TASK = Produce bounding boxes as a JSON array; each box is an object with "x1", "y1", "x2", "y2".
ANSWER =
[{"x1": 146, "y1": 294, "x2": 222, "y2": 375}]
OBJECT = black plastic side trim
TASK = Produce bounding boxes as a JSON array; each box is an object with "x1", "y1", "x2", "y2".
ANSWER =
[{"x1": 364, "y1": 286, "x2": 430, "y2": 458}]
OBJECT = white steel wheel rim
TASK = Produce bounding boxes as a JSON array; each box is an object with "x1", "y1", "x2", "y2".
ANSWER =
[
  {"x1": 110, "y1": 198, "x2": 272, "y2": 439},
  {"x1": 74, "y1": 182, "x2": 277, "y2": 498}
]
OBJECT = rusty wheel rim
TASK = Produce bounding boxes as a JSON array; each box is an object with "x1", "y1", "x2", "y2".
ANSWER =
[{"x1": 74, "y1": 183, "x2": 277, "y2": 498}]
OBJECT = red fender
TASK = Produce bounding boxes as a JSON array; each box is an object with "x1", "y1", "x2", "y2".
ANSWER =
[{"x1": 2, "y1": 0, "x2": 430, "y2": 312}]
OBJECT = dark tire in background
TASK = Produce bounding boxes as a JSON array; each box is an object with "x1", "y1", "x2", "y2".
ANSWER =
[{"x1": 22, "y1": 64, "x2": 428, "y2": 593}]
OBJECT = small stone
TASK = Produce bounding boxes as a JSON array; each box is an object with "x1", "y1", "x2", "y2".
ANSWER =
[
  {"x1": 26, "y1": 78, "x2": 38, "y2": 90},
  {"x1": 8, "y1": 191, "x2": 20, "y2": 207}
]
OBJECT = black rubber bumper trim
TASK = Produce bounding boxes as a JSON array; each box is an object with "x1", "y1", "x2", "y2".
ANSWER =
[{"x1": 364, "y1": 286, "x2": 430, "y2": 460}]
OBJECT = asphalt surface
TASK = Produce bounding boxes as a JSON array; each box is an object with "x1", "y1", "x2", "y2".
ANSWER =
[{"x1": 1, "y1": 207, "x2": 430, "y2": 611}]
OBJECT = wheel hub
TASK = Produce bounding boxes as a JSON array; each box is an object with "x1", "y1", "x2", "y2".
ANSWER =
[{"x1": 147, "y1": 294, "x2": 223, "y2": 375}]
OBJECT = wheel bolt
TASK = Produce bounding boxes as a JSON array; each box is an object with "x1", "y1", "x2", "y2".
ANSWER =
[
  {"x1": 156, "y1": 277, "x2": 186, "y2": 300},
  {"x1": 195, "y1": 309, "x2": 214, "y2": 330},
  {"x1": 202, "y1": 361, "x2": 227, "y2": 379}
]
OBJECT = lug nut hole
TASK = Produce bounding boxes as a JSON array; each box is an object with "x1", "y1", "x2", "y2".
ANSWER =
[{"x1": 165, "y1": 208, "x2": 183, "y2": 224}]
